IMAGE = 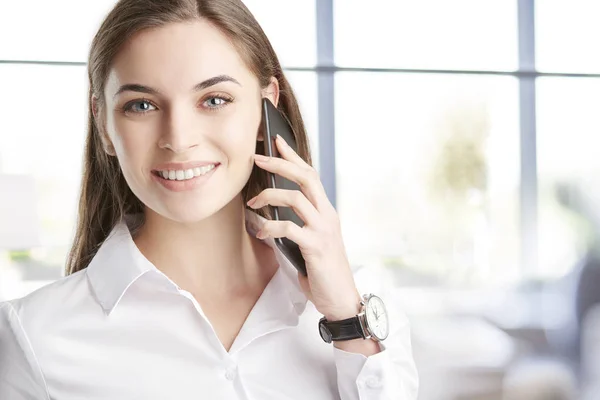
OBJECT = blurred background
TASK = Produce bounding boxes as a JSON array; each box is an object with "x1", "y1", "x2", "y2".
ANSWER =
[{"x1": 1, "y1": 0, "x2": 599, "y2": 399}]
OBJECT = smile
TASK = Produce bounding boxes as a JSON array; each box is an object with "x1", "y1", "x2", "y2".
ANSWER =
[{"x1": 154, "y1": 164, "x2": 217, "y2": 181}]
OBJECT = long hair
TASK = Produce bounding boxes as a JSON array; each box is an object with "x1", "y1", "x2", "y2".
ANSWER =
[{"x1": 65, "y1": 0, "x2": 312, "y2": 275}]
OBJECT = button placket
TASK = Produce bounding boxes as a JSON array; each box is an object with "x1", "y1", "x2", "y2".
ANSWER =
[
  {"x1": 366, "y1": 376, "x2": 383, "y2": 388},
  {"x1": 224, "y1": 364, "x2": 237, "y2": 381}
]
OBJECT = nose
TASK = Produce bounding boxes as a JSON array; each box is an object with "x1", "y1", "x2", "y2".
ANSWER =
[{"x1": 158, "y1": 106, "x2": 200, "y2": 153}]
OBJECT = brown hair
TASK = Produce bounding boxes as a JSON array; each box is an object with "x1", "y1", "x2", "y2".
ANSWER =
[{"x1": 65, "y1": 0, "x2": 312, "y2": 275}]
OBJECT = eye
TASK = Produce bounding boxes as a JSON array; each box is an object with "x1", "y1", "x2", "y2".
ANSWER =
[
  {"x1": 124, "y1": 99, "x2": 156, "y2": 114},
  {"x1": 202, "y1": 95, "x2": 233, "y2": 110}
]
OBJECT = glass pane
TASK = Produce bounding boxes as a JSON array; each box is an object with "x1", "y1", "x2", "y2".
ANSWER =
[
  {"x1": 0, "y1": 1, "x2": 316, "y2": 67},
  {"x1": 0, "y1": 64, "x2": 88, "y2": 299},
  {"x1": 334, "y1": 0, "x2": 518, "y2": 71},
  {"x1": 242, "y1": 0, "x2": 316, "y2": 67},
  {"x1": 335, "y1": 72, "x2": 520, "y2": 286},
  {"x1": 536, "y1": 1, "x2": 600, "y2": 73},
  {"x1": 285, "y1": 71, "x2": 320, "y2": 171},
  {"x1": 0, "y1": 0, "x2": 117, "y2": 62},
  {"x1": 537, "y1": 77, "x2": 600, "y2": 280}
]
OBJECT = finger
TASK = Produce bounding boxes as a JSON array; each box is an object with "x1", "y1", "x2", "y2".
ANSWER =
[
  {"x1": 247, "y1": 188, "x2": 320, "y2": 226},
  {"x1": 275, "y1": 134, "x2": 309, "y2": 168},
  {"x1": 254, "y1": 155, "x2": 330, "y2": 211},
  {"x1": 254, "y1": 154, "x2": 305, "y2": 185},
  {"x1": 257, "y1": 220, "x2": 309, "y2": 248}
]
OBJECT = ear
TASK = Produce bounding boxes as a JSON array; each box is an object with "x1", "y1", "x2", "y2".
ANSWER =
[
  {"x1": 92, "y1": 95, "x2": 116, "y2": 157},
  {"x1": 257, "y1": 77, "x2": 281, "y2": 142},
  {"x1": 262, "y1": 76, "x2": 280, "y2": 107}
]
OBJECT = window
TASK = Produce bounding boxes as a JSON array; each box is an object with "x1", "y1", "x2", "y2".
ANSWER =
[
  {"x1": 284, "y1": 72, "x2": 320, "y2": 170},
  {"x1": 243, "y1": 1, "x2": 317, "y2": 68},
  {"x1": 334, "y1": 0, "x2": 518, "y2": 71},
  {"x1": 536, "y1": 1, "x2": 600, "y2": 73},
  {"x1": 0, "y1": 64, "x2": 88, "y2": 284},
  {"x1": 0, "y1": 1, "x2": 117, "y2": 62},
  {"x1": 0, "y1": 1, "x2": 317, "y2": 67},
  {"x1": 2, "y1": 0, "x2": 598, "y2": 296},
  {"x1": 537, "y1": 77, "x2": 600, "y2": 279},
  {"x1": 335, "y1": 73, "x2": 520, "y2": 284}
]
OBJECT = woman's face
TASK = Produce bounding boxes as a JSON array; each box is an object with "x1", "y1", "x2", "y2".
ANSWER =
[{"x1": 100, "y1": 20, "x2": 277, "y2": 223}]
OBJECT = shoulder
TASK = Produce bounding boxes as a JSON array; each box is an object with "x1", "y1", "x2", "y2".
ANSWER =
[
  {"x1": 0, "y1": 270, "x2": 92, "y2": 395},
  {"x1": 0, "y1": 300, "x2": 30, "y2": 361},
  {"x1": 8, "y1": 268, "x2": 89, "y2": 310},
  {"x1": 3, "y1": 269, "x2": 92, "y2": 339},
  {"x1": 0, "y1": 298, "x2": 54, "y2": 399}
]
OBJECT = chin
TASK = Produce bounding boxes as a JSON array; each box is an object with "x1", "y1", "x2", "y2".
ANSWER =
[
  {"x1": 150, "y1": 190, "x2": 243, "y2": 225},
  {"x1": 135, "y1": 165, "x2": 252, "y2": 224},
  {"x1": 159, "y1": 201, "x2": 222, "y2": 224}
]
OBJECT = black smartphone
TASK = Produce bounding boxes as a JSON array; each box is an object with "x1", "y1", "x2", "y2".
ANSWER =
[{"x1": 261, "y1": 98, "x2": 308, "y2": 276}]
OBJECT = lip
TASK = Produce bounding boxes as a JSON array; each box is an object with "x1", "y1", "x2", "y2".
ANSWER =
[
  {"x1": 151, "y1": 164, "x2": 219, "y2": 192},
  {"x1": 152, "y1": 161, "x2": 220, "y2": 172}
]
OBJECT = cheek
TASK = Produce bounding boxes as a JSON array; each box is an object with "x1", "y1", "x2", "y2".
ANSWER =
[
  {"x1": 110, "y1": 118, "x2": 158, "y2": 176},
  {"x1": 219, "y1": 109, "x2": 261, "y2": 162}
]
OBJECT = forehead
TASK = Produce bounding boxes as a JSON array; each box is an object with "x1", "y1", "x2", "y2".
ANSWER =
[{"x1": 106, "y1": 20, "x2": 255, "y2": 96}]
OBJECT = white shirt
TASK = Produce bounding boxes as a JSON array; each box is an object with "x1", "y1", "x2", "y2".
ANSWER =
[{"x1": 0, "y1": 211, "x2": 418, "y2": 400}]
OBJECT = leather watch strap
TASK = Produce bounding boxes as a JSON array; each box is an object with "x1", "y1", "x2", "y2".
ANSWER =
[{"x1": 319, "y1": 316, "x2": 365, "y2": 342}]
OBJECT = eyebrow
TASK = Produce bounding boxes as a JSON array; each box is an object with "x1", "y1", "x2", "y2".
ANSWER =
[{"x1": 113, "y1": 74, "x2": 241, "y2": 99}]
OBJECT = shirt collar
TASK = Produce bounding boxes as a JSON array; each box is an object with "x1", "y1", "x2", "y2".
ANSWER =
[{"x1": 86, "y1": 210, "x2": 308, "y2": 316}]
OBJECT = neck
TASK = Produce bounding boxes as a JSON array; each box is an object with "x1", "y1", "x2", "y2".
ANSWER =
[{"x1": 133, "y1": 195, "x2": 276, "y2": 297}]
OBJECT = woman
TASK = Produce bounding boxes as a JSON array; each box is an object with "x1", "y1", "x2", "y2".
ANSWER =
[{"x1": 0, "y1": 0, "x2": 418, "y2": 398}]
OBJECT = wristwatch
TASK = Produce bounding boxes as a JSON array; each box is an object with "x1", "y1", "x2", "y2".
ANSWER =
[{"x1": 318, "y1": 293, "x2": 389, "y2": 343}]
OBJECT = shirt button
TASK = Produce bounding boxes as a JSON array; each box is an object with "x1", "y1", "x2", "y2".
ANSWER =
[
  {"x1": 366, "y1": 376, "x2": 383, "y2": 388},
  {"x1": 225, "y1": 366, "x2": 237, "y2": 381}
]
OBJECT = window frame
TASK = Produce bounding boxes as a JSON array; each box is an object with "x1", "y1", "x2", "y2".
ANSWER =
[{"x1": 4, "y1": 0, "x2": 600, "y2": 278}]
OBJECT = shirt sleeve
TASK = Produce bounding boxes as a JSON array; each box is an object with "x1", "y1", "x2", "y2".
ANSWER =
[
  {"x1": 0, "y1": 301, "x2": 50, "y2": 400},
  {"x1": 332, "y1": 266, "x2": 419, "y2": 400}
]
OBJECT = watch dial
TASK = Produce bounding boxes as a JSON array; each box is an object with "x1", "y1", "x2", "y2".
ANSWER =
[{"x1": 365, "y1": 296, "x2": 389, "y2": 340}]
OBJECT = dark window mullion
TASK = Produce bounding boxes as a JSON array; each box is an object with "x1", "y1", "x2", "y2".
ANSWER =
[
  {"x1": 518, "y1": 0, "x2": 538, "y2": 276},
  {"x1": 315, "y1": 0, "x2": 337, "y2": 208}
]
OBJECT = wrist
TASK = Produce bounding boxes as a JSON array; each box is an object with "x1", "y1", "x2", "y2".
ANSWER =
[
  {"x1": 334, "y1": 336, "x2": 381, "y2": 357},
  {"x1": 323, "y1": 291, "x2": 362, "y2": 322},
  {"x1": 319, "y1": 293, "x2": 390, "y2": 346}
]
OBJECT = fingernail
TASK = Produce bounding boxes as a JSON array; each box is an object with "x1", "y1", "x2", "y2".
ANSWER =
[
  {"x1": 255, "y1": 154, "x2": 270, "y2": 162},
  {"x1": 256, "y1": 230, "x2": 267, "y2": 239},
  {"x1": 276, "y1": 134, "x2": 289, "y2": 146},
  {"x1": 247, "y1": 197, "x2": 258, "y2": 207}
]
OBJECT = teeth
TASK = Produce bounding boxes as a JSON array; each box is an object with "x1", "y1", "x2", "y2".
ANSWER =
[{"x1": 157, "y1": 164, "x2": 216, "y2": 181}]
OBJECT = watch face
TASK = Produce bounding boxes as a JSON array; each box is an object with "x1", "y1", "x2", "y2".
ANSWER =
[{"x1": 364, "y1": 295, "x2": 389, "y2": 340}]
